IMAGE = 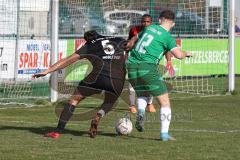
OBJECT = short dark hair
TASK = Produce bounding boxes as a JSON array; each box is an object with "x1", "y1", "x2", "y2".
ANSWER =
[
  {"x1": 159, "y1": 10, "x2": 175, "y2": 20},
  {"x1": 141, "y1": 14, "x2": 152, "y2": 21},
  {"x1": 84, "y1": 30, "x2": 101, "y2": 42}
]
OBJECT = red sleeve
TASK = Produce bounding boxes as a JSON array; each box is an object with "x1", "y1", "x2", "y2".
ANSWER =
[{"x1": 128, "y1": 27, "x2": 138, "y2": 40}]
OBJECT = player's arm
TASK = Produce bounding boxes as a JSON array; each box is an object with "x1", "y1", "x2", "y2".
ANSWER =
[
  {"x1": 32, "y1": 53, "x2": 80, "y2": 78},
  {"x1": 165, "y1": 52, "x2": 175, "y2": 77},
  {"x1": 167, "y1": 36, "x2": 191, "y2": 60},
  {"x1": 125, "y1": 35, "x2": 138, "y2": 51},
  {"x1": 128, "y1": 27, "x2": 134, "y2": 40},
  {"x1": 125, "y1": 27, "x2": 134, "y2": 57},
  {"x1": 125, "y1": 28, "x2": 143, "y2": 51},
  {"x1": 170, "y1": 47, "x2": 191, "y2": 60},
  {"x1": 165, "y1": 52, "x2": 172, "y2": 61}
]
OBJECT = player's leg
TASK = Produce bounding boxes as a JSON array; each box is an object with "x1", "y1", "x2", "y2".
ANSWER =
[
  {"x1": 127, "y1": 63, "x2": 157, "y2": 131},
  {"x1": 135, "y1": 96, "x2": 148, "y2": 132},
  {"x1": 140, "y1": 63, "x2": 175, "y2": 140},
  {"x1": 127, "y1": 63, "x2": 149, "y2": 131},
  {"x1": 89, "y1": 91, "x2": 119, "y2": 138},
  {"x1": 45, "y1": 88, "x2": 85, "y2": 138},
  {"x1": 128, "y1": 83, "x2": 137, "y2": 113},
  {"x1": 89, "y1": 76, "x2": 124, "y2": 138},
  {"x1": 57, "y1": 89, "x2": 84, "y2": 130},
  {"x1": 146, "y1": 96, "x2": 156, "y2": 113},
  {"x1": 156, "y1": 93, "x2": 176, "y2": 141},
  {"x1": 46, "y1": 77, "x2": 103, "y2": 138}
]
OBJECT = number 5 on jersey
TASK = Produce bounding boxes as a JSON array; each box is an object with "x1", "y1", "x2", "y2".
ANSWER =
[{"x1": 101, "y1": 40, "x2": 115, "y2": 55}]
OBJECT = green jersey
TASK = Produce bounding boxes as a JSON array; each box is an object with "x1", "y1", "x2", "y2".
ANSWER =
[{"x1": 127, "y1": 24, "x2": 177, "y2": 64}]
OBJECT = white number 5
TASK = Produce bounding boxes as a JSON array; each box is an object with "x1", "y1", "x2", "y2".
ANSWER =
[{"x1": 101, "y1": 40, "x2": 115, "y2": 55}]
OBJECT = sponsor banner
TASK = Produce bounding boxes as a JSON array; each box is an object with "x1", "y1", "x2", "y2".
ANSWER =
[
  {"x1": 65, "y1": 39, "x2": 74, "y2": 81},
  {"x1": 161, "y1": 38, "x2": 240, "y2": 76},
  {"x1": 3, "y1": 38, "x2": 237, "y2": 80},
  {"x1": 18, "y1": 40, "x2": 67, "y2": 79},
  {"x1": 18, "y1": 40, "x2": 51, "y2": 79},
  {"x1": 75, "y1": 39, "x2": 86, "y2": 51},
  {"x1": 236, "y1": 38, "x2": 240, "y2": 74},
  {"x1": 65, "y1": 39, "x2": 90, "y2": 81},
  {"x1": 0, "y1": 40, "x2": 16, "y2": 79},
  {"x1": 57, "y1": 40, "x2": 67, "y2": 78},
  {"x1": 66, "y1": 38, "x2": 240, "y2": 79}
]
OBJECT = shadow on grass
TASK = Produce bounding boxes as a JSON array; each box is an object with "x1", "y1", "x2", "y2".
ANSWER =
[
  {"x1": 0, "y1": 125, "x2": 162, "y2": 141},
  {"x1": 0, "y1": 125, "x2": 117, "y2": 138},
  {"x1": 118, "y1": 135, "x2": 160, "y2": 141}
]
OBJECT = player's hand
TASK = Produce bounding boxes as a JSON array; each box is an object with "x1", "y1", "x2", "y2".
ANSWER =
[
  {"x1": 124, "y1": 41, "x2": 133, "y2": 51},
  {"x1": 32, "y1": 71, "x2": 48, "y2": 79},
  {"x1": 165, "y1": 61, "x2": 175, "y2": 78},
  {"x1": 124, "y1": 36, "x2": 138, "y2": 51}
]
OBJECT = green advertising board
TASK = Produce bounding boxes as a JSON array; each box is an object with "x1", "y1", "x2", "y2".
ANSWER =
[
  {"x1": 161, "y1": 38, "x2": 240, "y2": 76},
  {"x1": 65, "y1": 40, "x2": 92, "y2": 81},
  {"x1": 65, "y1": 38, "x2": 240, "y2": 81},
  {"x1": 235, "y1": 38, "x2": 240, "y2": 74}
]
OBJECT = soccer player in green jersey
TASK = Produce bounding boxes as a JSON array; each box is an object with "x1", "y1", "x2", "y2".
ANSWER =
[
  {"x1": 126, "y1": 10, "x2": 191, "y2": 141},
  {"x1": 128, "y1": 14, "x2": 175, "y2": 114}
]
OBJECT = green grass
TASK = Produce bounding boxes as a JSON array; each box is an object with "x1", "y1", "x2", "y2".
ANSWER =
[
  {"x1": 1, "y1": 93, "x2": 240, "y2": 160},
  {"x1": 0, "y1": 76, "x2": 229, "y2": 101},
  {"x1": 0, "y1": 77, "x2": 239, "y2": 160}
]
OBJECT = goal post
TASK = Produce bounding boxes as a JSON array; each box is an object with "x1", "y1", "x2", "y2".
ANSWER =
[
  {"x1": 50, "y1": 0, "x2": 59, "y2": 102},
  {"x1": 228, "y1": 0, "x2": 235, "y2": 92}
]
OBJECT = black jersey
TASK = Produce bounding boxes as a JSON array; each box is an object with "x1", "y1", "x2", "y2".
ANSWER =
[{"x1": 75, "y1": 36, "x2": 127, "y2": 80}]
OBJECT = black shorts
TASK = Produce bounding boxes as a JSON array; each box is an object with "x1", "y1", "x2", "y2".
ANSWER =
[{"x1": 77, "y1": 74, "x2": 125, "y2": 97}]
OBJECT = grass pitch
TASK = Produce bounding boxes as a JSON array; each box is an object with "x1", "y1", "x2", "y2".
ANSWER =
[
  {"x1": 0, "y1": 77, "x2": 239, "y2": 160},
  {"x1": 1, "y1": 92, "x2": 240, "y2": 160}
]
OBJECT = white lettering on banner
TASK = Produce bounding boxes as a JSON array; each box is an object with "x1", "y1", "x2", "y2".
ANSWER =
[
  {"x1": 17, "y1": 40, "x2": 67, "y2": 79},
  {"x1": 185, "y1": 51, "x2": 228, "y2": 64}
]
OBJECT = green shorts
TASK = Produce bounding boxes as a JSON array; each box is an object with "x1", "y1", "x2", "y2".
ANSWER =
[{"x1": 126, "y1": 63, "x2": 168, "y2": 97}]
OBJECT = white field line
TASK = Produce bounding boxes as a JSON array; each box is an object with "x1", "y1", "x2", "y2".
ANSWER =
[
  {"x1": 0, "y1": 119, "x2": 240, "y2": 134},
  {"x1": 0, "y1": 102, "x2": 100, "y2": 109},
  {"x1": 171, "y1": 128, "x2": 240, "y2": 134},
  {"x1": 0, "y1": 105, "x2": 45, "y2": 109}
]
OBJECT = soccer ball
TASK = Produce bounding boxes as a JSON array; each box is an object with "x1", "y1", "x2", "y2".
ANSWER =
[{"x1": 115, "y1": 117, "x2": 133, "y2": 135}]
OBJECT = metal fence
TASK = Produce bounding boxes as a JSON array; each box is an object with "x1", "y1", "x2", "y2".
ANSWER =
[
  {"x1": 58, "y1": 0, "x2": 229, "y2": 38},
  {"x1": 0, "y1": 0, "x2": 235, "y2": 104}
]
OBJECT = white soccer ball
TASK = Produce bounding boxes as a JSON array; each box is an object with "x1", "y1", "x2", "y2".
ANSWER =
[{"x1": 115, "y1": 117, "x2": 133, "y2": 135}]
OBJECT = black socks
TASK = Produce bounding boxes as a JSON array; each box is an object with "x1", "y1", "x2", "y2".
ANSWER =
[{"x1": 56, "y1": 103, "x2": 76, "y2": 132}]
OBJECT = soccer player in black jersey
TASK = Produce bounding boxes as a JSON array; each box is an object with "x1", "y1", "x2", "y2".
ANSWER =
[{"x1": 32, "y1": 30, "x2": 127, "y2": 138}]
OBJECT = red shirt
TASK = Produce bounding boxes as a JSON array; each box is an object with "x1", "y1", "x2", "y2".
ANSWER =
[{"x1": 128, "y1": 25, "x2": 144, "y2": 40}]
